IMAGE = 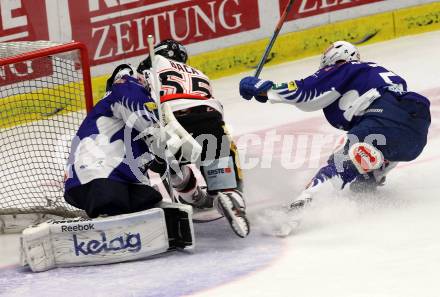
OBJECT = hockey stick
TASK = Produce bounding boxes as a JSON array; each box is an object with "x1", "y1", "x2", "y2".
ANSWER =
[
  {"x1": 147, "y1": 35, "x2": 162, "y2": 123},
  {"x1": 147, "y1": 35, "x2": 176, "y2": 202},
  {"x1": 254, "y1": 0, "x2": 295, "y2": 78}
]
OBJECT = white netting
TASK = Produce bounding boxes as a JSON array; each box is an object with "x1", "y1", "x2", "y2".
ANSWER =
[
  {"x1": 0, "y1": 42, "x2": 90, "y2": 222},
  {"x1": 0, "y1": 41, "x2": 63, "y2": 58}
]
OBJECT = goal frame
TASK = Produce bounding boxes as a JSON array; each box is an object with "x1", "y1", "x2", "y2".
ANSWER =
[
  {"x1": 0, "y1": 41, "x2": 94, "y2": 233},
  {"x1": 0, "y1": 41, "x2": 94, "y2": 112}
]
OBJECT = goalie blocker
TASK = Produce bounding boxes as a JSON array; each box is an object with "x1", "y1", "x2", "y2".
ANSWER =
[{"x1": 20, "y1": 202, "x2": 194, "y2": 272}]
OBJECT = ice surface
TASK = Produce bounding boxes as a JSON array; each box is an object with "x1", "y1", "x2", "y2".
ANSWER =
[{"x1": 1, "y1": 31, "x2": 440, "y2": 297}]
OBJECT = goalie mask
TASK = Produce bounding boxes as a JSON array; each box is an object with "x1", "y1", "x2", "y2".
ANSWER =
[
  {"x1": 137, "y1": 39, "x2": 188, "y2": 73},
  {"x1": 319, "y1": 41, "x2": 360, "y2": 70}
]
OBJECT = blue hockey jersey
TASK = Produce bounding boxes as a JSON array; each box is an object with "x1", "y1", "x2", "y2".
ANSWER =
[
  {"x1": 65, "y1": 75, "x2": 159, "y2": 191},
  {"x1": 267, "y1": 61, "x2": 430, "y2": 130}
]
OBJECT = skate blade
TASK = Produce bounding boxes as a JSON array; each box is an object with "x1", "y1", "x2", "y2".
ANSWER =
[
  {"x1": 272, "y1": 220, "x2": 300, "y2": 238},
  {"x1": 256, "y1": 207, "x2": 301, "y2": 237},
  {"x1": 217, "y1": 195, "x2": 250, "y2": 238},
  {"x1": 192, "y1": 208, "x2": 223, "y2": 223}
]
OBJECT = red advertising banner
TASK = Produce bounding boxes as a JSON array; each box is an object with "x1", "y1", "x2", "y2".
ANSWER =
[
  {"x1": 0, "y1": 0, "x2": 49, "y2": 42},
  {"x1": 0, "y1": 57, "x2": 53, "y2": 87},
  {"x1": 68, "y1": 0, "x2": 261, "y2": 66},
  {"x1": 0, "y1": 0, "x2": 51, "y2": 87},
  {"x1": 279, "y1": 0, "x2": 385, "y2": 21}
]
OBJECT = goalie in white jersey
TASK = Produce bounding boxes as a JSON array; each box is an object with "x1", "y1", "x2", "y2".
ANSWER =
[{"x1": 137, "y1": 39, "x2": 250, "y2": 238}]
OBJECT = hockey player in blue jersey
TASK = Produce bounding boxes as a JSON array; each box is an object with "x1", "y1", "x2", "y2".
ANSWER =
[
  {"x1": 20, "y1": 64, "x2": 199, "y2": 271},
  {"x1": 239, "y1": 41, "x2": 430, "y2": 210},
  {"x1": 64, "y1": 64, "x2": 165, "y2": 218}
]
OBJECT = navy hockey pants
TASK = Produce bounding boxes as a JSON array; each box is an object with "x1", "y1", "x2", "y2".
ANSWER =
[{"x1": 349, "y1": 91, "x2": 431, "y2": 161}]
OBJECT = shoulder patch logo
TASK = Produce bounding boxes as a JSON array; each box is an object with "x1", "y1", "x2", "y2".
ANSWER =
[
  {"x1": 287, "y1": 81, "x2": 298, "y2": 91},
  {"x1": 144, "y1": 102, "x2": 157, "y2": 111}
]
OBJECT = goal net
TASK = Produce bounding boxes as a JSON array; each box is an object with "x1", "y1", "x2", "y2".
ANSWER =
[{"x1": 0, "y1": 41, "x2": 93, "y2": 232}]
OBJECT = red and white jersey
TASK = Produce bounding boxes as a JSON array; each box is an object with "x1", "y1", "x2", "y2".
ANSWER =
[{"x1": 151, "y1": 55, "x2": 223, "y2": 115}]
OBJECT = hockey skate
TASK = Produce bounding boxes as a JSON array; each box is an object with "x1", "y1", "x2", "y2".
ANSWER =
[
  {"x1": 176, "y1": 186, "x2": 225, "y2": 222},
  {"x1": 269, "y1": 196, "x2": 310, "y2": 237},
  {"x1": 172, "y1": 166, "x2": 215, "y2": 210},
  {"x1": 257, "y1": 192, "x2": 311, "y2": 238},
  {"x1": 350, "y1": 161, "x2": 398, "y2": 193},
  {"x1": 214, "y1": 190, "x2": 250, "y2": 238},
  {"x1": 288, "y1": 195, "x2": 312, "y2": 212},
  {"x1": 349, "y1": 173, "x2": 384, "y2": 193},
  {"x1": 177, "y1": 185, "x2": 214, "y2": 209}
]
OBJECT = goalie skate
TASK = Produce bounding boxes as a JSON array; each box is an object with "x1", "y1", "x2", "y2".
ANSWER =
[{"x1": 215, "y1": 191, "x2": 250, "y2": 238}]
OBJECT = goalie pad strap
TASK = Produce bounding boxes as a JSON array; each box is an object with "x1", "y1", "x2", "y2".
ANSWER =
[{"x1": 158, "y1": 201, "x2": 195, "y2": 250}]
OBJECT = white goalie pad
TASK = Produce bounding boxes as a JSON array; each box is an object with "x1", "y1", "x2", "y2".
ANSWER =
[
  {"x1": 162, "y1": 102, "x2": 202, "y2": 163},
  {"x1": 20, "y1": 208, "x2": 170, "y2": 272}
]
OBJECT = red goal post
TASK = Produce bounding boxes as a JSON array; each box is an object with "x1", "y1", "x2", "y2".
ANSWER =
[{"x1": 0, "y1": 41, "x2": 93, "y2": 233}]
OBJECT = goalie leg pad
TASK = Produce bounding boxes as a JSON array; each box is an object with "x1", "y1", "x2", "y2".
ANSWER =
[
  {"x1": 157, "y1": 201, "x2": 195, "y2": 250},
  {"x1": 21, "y1": 208, "x2": 171, "y2": 272}
]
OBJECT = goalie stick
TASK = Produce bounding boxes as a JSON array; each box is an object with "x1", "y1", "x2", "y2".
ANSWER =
[
  {"x1": 147, "y1": 35, "x2": 176, "y2": 201},
  {"x1": 254, "y1": 0, "x2": 295, "y2": 78}
]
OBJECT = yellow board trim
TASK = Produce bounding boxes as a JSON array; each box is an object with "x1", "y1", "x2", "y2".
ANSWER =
[
  {"x1": 0, "y1": 82, "x2": 86, "y2": 129},
  {"x1": 394, "y1": 2, "x2": 440, "y2": 36}
]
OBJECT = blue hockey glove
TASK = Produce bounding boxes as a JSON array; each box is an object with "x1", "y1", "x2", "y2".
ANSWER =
[{"x1": 239, "y1": 76, "x2": 273, "y2": 102}]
